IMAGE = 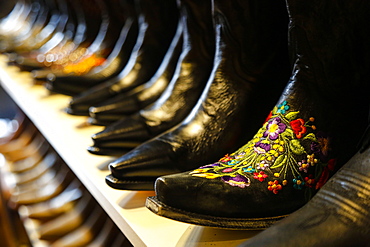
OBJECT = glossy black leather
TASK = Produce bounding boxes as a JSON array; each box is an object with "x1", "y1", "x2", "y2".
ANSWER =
[
  {"x1": 88, "y1": 0, "x2": 217, "y2": 155},
  {"x1": 240, "y1": 128, "x2": 370, "y2": 246},
  {"x1": 0, "y1": 0, "x2": 16, "y2": 19},
  {"x1": 51, "y1": 0, "x2": 180, "y2": 99},
  {"x1": 15, "y1": 0, "x2": 70, "y2": 54},
  {"x1": 40, "y1": 0, "x2": 136, "y2": 96},
  {"x1": 1, "y1": 0, "x2": 41, "y2": 49},
  {"x1": 70, "y1": 17, "x2": 184, "y2": 118},
  {"x1": 105, "y1": 0, "x2": 291, "y2": 189},
  {"x1": 12, "y1": 0, "x2": 79, "y2": 71},
  {"x1": 87, "y1": 28, "x2": 184, "y2": 126},
  {"x1": 144, "y1": 0, "x2": 370, "y2": 229}
]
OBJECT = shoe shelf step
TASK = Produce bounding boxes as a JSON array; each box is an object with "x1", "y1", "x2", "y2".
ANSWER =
[{"x1": 0, "y1": 55, "x2": 256, "y2": 246}]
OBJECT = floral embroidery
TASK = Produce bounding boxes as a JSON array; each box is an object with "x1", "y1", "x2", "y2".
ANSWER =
[
  {"x1": 305, "y1": 175, "x2": 315, "y2": 188},
  {"x1": 268, "y1": 180, "x2": 283, "y2": 194},
  {"x1": 253, "y1": 171, "x2": 268, "y2": 182},
  {"x1": 290, "y1": 118, "x2": 307, "y2": 138},
  {"x1": 222, "y1": 175, "x2": 250, "y2": 188},
  {"x1": 293, "y1": 176, "x2": 305, "y2": 189},
  {"x1": 315, "y1": 158, "x2": 336, "y2": 189},
  {"x1": 277, "y1": 100, "x2": 290, "y2": 114},
  {"x1": 190, "y1": 100, "x2": 337, "y2": 197},
  {"x1": 264, "y1": 117, "x2": 287, "y2": 140}
]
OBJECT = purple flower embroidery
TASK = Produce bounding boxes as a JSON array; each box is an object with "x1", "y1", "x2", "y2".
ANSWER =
[
  {"x1": 199, "y1": 163, "x2": 219, "y2": 169},
  {"x1": 254, "y1": 141, "x2": 271, "y2": 154},
  {"x1": 222, "y1": 175, "x2": 250, "y2": 188},
  {"x1": 263, "y1": 117, "x2": 287, "y2": 140},
  {"x1": 310, "y1": 131, "x2": 331, "y2": 162}
]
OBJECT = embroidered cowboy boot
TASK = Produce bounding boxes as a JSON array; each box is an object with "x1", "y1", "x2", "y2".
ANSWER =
[
  {"x1": 41, "y1": 0, "x2": 141, "y2": 96},
  {"x1": 13, "y1": 0, "x2": 114, "y2": 73},
  {"x1": 87, "y1": 0, "x2": 216, "y2": 155},
  {"x1": 50, "y1": 0, "x2": 180, "y2": 100},
  {"x1": 105, "y1": 0, "x2": 290, "y2": 189},
  {"x1": 145, "y1": 0, "x2": 370, "y2": 229},
  {"x1": 239, "y1": 125, "x2": 370, "y2": 246}
]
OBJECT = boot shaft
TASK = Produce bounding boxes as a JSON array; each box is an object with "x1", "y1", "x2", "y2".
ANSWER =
[
  {"x1": 178, "y1": 0, "x2": 215, "y2": 60},
  {"x1": 286, "y1": 0, "x2": 370, "y2": 98},
  {"x1": 212, "y1": 0, "x2": 289, "y2": 76}
]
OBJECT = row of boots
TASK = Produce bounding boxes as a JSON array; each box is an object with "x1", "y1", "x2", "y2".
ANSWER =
[
  {"x1": 1, "y1": 0, "x2": 370, "y2": 246},
  {"x1": 0, "y1": 110, "x2": 131, "y2": 246}
]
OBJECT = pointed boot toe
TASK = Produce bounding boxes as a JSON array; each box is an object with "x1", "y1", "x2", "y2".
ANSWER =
[
  {"x1": 239, "y1": 129, "x2": 370, "y2": 247},
  {"x1": 88, "y1": 116, "x2": 151, "y2": 156},
  {"x1": 106, "y1": 140, "x2": 181, "y2": 190},
  {"x1": 65, "y1": 83, "x2": 117, "y2": 115},
  {"x1": 88, "y1": 95, "x2": 139, "y2": 126},
  {"x1": 146, "y1": 169, "x2": 305, "y2": 230},
  {"x1": 13, "y1": 55, "x2": 43, "y2": 72}
]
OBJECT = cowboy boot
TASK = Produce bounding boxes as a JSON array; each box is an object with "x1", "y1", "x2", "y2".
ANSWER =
[
  {"x1": 87, "y1": 0, "x2": 216, "y2": 155},
  {"x1": 86, "y1": 24, "x2": 184, "y2": 126},
  {"x1": 105, "y1": 0, "x2": 291, "y2": 189},
  {"x1": 69, "y1": 9, "x2": 184, "y2": 118},
  {"x1": 36, "y1": 0, "x2": 129, "y2": 96},
  {"x1": 145, "y1": 0, "x2": 370, "y2": 229},
  {"x1": 239, "y1": 124, "x2": 370, "y2": 246},
  {"x1": 47, "y1": 0, "x2": 179, "y2": 98},
  {"x1": 2, "y1": 0, "x2": 52, "y2": 53}
]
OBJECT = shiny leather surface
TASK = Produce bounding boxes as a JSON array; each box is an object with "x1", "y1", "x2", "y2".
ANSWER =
[
  {"x1": 240, "y1": 136, "x2": 370, "y2": 246},
  {"x1": 89, "y1": 0, "x2": 217, "y2": 154},
  {"x1": 72, "y1": 18, "x2": 184, "y2": 118},
  {"x1": 106, "y1": 0, "x2": 291, "y2": 189},
  {"x1": 44, "y1": 0, "x2": 139, "y2": 96},
  {"x1": 60, "y1": 0, "x2": 180, "y2": 98},
  {"x1": 145, "y1": 0, "x2": 370, "y2": 229}
]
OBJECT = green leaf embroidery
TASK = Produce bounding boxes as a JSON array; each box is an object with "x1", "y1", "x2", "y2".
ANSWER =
[
  {"x1": 285, "y1": 111, "x2": 300, "y2": 121},
  {"x1": 281, "y1": 128, "x2": 295, "y2": 139},
  {"x1": 303, "y1": 133, "x2": 317, "y2": 142},
  {"x1": 272, "y1": 106, "x2": 278, "y2": 114},
  {"x1": 289, "y1": 139, "x2": 305, "y2": 155},
  {"x1": 270, "y1": 154, "x2": 287, "y2": 169}
]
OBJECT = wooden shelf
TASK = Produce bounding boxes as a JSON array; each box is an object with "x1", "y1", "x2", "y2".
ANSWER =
[{"x1": 0, "y1": 55, "x2": 258, "y2": 246}]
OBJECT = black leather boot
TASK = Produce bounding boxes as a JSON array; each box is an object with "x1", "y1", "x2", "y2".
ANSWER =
[
  {"x1": 239, "y1": 125, "x2": 370, "y2": 246},
  {"x1": 1, "y1": 0, "x2": 60, "y2": 55},
  {"x1": 87, "y1": 25, "x2": 184, "y2": 126},
  {"x1": 12, "y1": 0, "x2": 79, "y2": 72},
  {"x1": 87, "y1": 0, "x2": 216, "y2": 155},
  {"x1": 0, "y1": 0, "x2": 36, "y2": 51},
  {"x1": 39, "y1": 0, "x2": 138, "y2": 96},
  {"x1": 51, "y1": 0, "x2": 179, "y2": 99},
  {"x1": 13, "y1": 0, "x2": 70, "y2": 54},
  {"x1": 145, "y1": 0, "x2": 370, "y2": 229},
  {"x1": 69, "y1": 8, "x2": 184, "y2": 118},
  {"x1": 105, "y1": 0, "x2": 291, "y2": 189},
  {"x1": 0, "y1": 0, "x2": 40, "y2": 51}
]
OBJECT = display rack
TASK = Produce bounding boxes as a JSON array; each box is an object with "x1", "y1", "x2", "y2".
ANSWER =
[{"x1": 0, "y1": 55, "x2": 259, "y2": 246}]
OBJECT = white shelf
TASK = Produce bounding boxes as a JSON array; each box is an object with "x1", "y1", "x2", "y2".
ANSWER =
[{"x1": 0, "y1": 55, "x2": 259, "y2": 246}]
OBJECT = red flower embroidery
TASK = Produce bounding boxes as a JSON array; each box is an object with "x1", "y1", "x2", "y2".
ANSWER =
[
  {"x1": 290, "y1": 118, "x2": 307, "y2": 139},
  {"x1": 315, "y1": 159, "x2": 336, "y2": 189},
  {"x1": 264, "y1": 111, "x2": 273, "y2": 123},
  {"x1": 253, "y1": 171, "x2": 268, "y2": 182},
  {"x1": 268, "y1": 180, "x2": 283, "y2": 194},
  {"x1": 304, "y1": 175, "x2": 316, "y2": 188},
  {"x1": 219, "y1": 154, "x2": 232, "y2": 162}
]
